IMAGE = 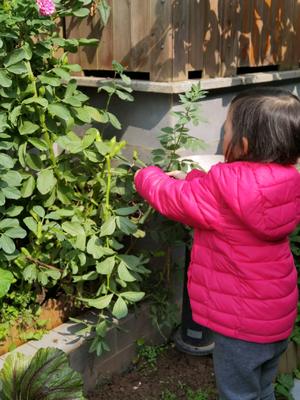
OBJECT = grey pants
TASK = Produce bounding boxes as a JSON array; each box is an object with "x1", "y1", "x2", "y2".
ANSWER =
[{"x1": 213, "y1": 332, "x2": 288, "y2": 400}]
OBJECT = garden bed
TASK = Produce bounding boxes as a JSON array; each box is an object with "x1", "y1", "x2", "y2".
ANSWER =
[{"x1": 88, "y1": 343, "x2": 217, "y2": 400}]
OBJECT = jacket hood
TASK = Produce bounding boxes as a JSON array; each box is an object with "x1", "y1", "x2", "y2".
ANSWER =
[{"x1": 215, "y1": 162, "x2": 300, "y2": 241}]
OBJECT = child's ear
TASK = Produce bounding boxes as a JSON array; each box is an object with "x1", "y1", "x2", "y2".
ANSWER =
[{"x1": 242, "y1": 137, "x2": 249, "y2": 155}]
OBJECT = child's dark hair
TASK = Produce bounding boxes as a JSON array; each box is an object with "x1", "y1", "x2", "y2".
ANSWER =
[{"x1": 226, "y1": 87, "x2": 300, "y2": 164}]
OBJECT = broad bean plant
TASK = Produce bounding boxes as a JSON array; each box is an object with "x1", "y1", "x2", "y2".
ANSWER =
[{"x1": 0, "y1": 0, "x2": 150, "y2": 355}]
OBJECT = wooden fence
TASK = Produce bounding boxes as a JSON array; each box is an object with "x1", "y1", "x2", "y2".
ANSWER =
[{"x1": 64, "y1": 0, "x2": 300, "y2": 82}]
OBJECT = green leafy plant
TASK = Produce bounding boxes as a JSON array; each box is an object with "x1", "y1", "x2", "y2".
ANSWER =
[
  {"x1": 275, "y1": 373, "x2": 295, "y2": 400},
  {"x1": 0, "y1": 0, "x2": 149, "y2": 355},
  {"x1": 136, "y1": 338, "x2": 167, "y2": 371},
  {"x1": 0, "y1": 347, "x2": 85, "y2": 399}
]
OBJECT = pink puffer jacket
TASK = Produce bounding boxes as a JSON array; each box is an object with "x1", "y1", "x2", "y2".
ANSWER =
[{"x1": 134, "y1": 162, "x2": 300, "y2": 343}]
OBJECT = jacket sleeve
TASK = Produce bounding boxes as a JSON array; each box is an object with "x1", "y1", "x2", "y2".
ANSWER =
[
  {"x1": 185, "y1": 169, "x2": 206, "y2": 181},
  {"x1": 134, "y1": 166, "x2": 222, "y2": 230}
]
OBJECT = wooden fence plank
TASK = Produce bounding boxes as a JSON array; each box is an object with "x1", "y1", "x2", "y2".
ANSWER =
[
  {"x1": 129, "y1": 0, "x2": 151, "y2": 72},
  {"x1": 172, "y1": 0, "x2": 190, "y2": 81},
  {"x1": 202, "y1": 0, "x2": 221, "y2": 78},
  {"x1": 112, "y1": 0, "x2": 131, "y2": 69},
  {"x1": 97, "y1": 0, "x2": 113, "y2": 70},
  {"x1": 149, "y1": 0, "x2": 173, "y2": 82},
  {"x1": 220, "y1": 0, "x2": 239, "y2": 76},
  {"x1": 260, "y1": 0, "x2": 274, "y2": 65},
  {"x1": 188, "y1": 0, "x2": 205, "y2": 73},
  {"x1": 238, "y1": 0, "x2": 254, "y2": 67}
]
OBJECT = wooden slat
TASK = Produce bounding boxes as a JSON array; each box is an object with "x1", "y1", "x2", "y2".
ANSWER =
[
  {"x1": 149, "y1": 0, "x2": 173, "y2": 82},
  {"x1": 238, "y1": 0, "x2": 254, "y2": 67},
  {"x1": 251, "y1": 0, "x2": 264, "y2": 66},
  {"x1": 97, "y1": 0, "x2": 114, "y2": 70},
  {"x1": 112, "y1": 0, "x2": 131, "y2": 69},
  {"x1": 260, "y1": 0, "x2": 274, "y2": 65},
  {"x1": 279, "y1": 0, "x2": 297, "y2": 69},
  {"x1": 220, "y1": 0, "x2": 239, "y2": 76},
  {"x1": 188, "y1": 0, "x2": 205, "y2": 73},
  {"x1": 172, "y1": 0, "x2": 190, "y2": 81},
  {"x1": 129, "y1": 0, "x2": 151, "y2": 72},
  {"x1": 202, "y1": 0, "x2": 221, "y2": 78}
]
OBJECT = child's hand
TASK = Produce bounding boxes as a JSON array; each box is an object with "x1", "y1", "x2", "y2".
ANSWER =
[{"x1": 166, "y1": 170, "x2": 187, "y2": 180}]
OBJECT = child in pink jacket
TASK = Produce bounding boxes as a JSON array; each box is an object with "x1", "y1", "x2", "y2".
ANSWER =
[{"x1": 134, "y1": 87, "x2": 300, "y2": 400}]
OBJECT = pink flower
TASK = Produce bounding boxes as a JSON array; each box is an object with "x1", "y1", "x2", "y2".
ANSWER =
[{"x1": 36, "y1": 0, "x2": 56, "y2": 16}]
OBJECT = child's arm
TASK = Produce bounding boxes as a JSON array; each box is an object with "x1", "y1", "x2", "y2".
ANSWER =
[{"x1": 134, "y1": 166, "x2": 220, "y2": 230}]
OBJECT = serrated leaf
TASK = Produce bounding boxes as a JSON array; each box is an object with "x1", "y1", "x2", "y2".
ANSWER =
[
  {"x1": 112, "y1": 296, "x2": 128, "y2": 319},
  {"x1": 115, "y1": 206, "x2": 138, "y2": 216}
]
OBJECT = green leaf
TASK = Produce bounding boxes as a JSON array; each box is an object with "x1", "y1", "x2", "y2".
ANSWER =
[
  {"x1": 116, "y1": 216, "x2": 137, "y2": 235},
  {"x1": 98, "y1": 0, "x2": 111, "y2": 26},
  {"x1": 73, "y1": 107, "x2": 91, "y2": 123},
  {"x1": 0, "y1": 70, "x2": 12, "y2": 88},
  {"x1": 73, "y1": 7, "x2": 90, "y2": 17},
  {"x1": 0, "y1": 234, "x2": 15, "y2": 254},
  {"x1": 62, "y1": 222, "x2": 84, "y2": 237},
  {"x1": 7, "y1": 62, "x2": 28, "y2": 75},
  {"x1": 48, "y1": 103, "x2": 73, "y2": 122},
  {"x1": 25, "y1": 153, "x2": 43, "y2": 171},
  {"x1": 15, "y1": 348, "x2": 85, "y2": 399},
  {"x1": 0, "y1": 268, "x2": 14, "y2": 297},
  {"x1": 0, "y1": 352, "x2": 31, "y2": 399},
  {"x1": 2, "y1": 186, "x2": 21, "y2": 200},
  {"x1": 19, "y1": 121, "x2": 40, "y2": 135},
  {"x1": 120, "y1": 291, "x2": 145, "y2": 302},
  {"x1": 0, "y1": 153, "x2": 14, "y2": 168},
  {"x1": 118, "y1": 262, "x2": 136, "y2": 282},
  {"x1": 78, "y1": 38, "x2": 99, "y2": 46},
  {"x1": 107, "y1": 112, "x2": 121, "y2": 129},
  {"x1": 22, "y1": 97, "x2": 48, "y2": 108},
  {"x1": 5, "y1": 205, "x2": 23, "y2": 217},
  {"x1": 38, "y1": 74, "x2": 61, "y2": 87},
  {"x1": 21, "y1": 176, "x2": 35, "y2": 198},
  {"x1": 2, "y1": 171, "x2": 22, "y2": 186},
  {"x1": 96, "y1": 256, "x2": 115, "y2": 275},
  {"x1": 28, "y1": 138, "x2": 48, "y2": 151},
  {"x1": 85, "y1": 294, "x2": 114, "y2": 309},
  {"x1": 23, "y1": 217, "x2": 38, "y2": 235},
  {"x1": 37, "y1": 169, "x2": 57, "y2": 195},
  {"x1": 0, "y1": 219, "x2": 19, "y2": 229},
  {"x1": 5, "y1": 227, "x2": 26, "y2": 239},
  {"x1": 115, "y1": 206, "x2": 138, "y2": 216},
  {"x1": 112, "y1": 296, "x2": 128, "y2": 319},
  {"x1": 32, "y1": 206, "x2": 45, "y2": 219},
  {"x1": 23, "y1": 264, "x2": 37, "y2": 283},
  {"x1": 100, "y1": 217, "x2": 116, "y2": 237},
  {"x1": 4, "y1": 48, "x2": 27, "y2": 67},
  {"x1": 86, "y1": 236, "x2": 105, "y2": 259}
]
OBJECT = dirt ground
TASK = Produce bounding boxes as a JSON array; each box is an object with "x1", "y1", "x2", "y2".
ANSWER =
[{"x1": 88, "y1": 343, "x2": 217, "y2": 400}]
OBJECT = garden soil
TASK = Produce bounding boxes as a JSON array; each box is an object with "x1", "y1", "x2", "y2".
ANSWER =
[{"x1": 88, "y1": 343, "x2": 218, "y2": 400}]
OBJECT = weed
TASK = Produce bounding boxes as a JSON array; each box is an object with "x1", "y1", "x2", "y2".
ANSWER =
[
  {"x1": 136, "y1": 338, "x2": 167, "y2": 370},
  {"x1": 160, "y1": 389, "x2": 178, "y2": 400}
]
